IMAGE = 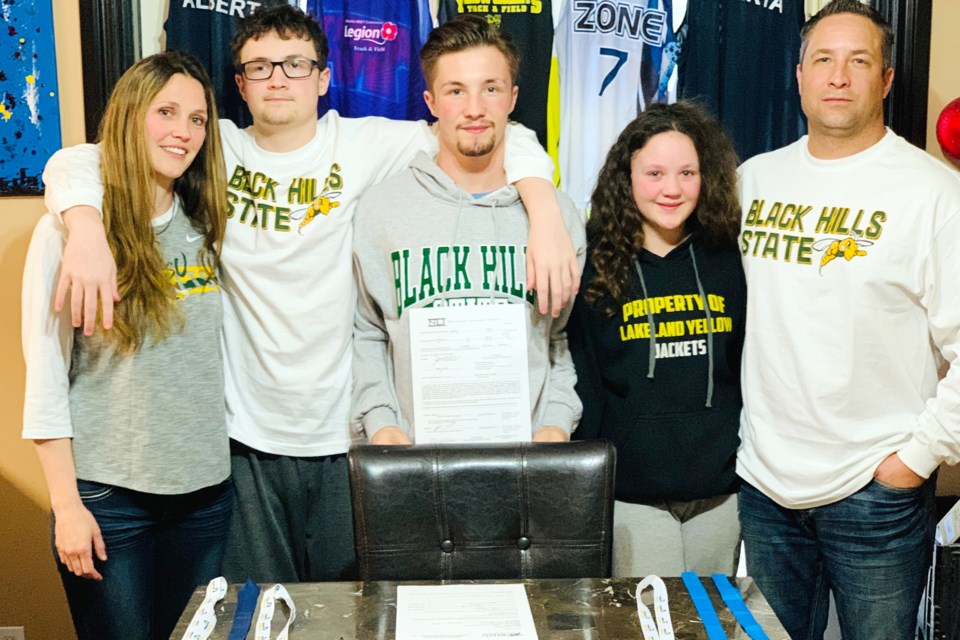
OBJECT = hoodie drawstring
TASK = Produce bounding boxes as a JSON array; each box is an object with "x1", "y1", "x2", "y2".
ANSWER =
[
  {"x1": 688, "y1": 244, "x2": 715, "y2": 408},
  {"x1": 634, "y1": 245, "x2": 715, "y2": 408},
  {"x1": 633, "y1": 258, "x2": 657, "y2": 380},
  {"x1": 489, "y1": 201, "x2": 500, "y2": 302},
  {"x1": 446, "y1": 191, "x2": 502, "y2": 304}
]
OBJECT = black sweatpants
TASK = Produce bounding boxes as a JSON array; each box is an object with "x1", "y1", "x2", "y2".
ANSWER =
[{"x1": 220, "y1": 440, "x2": 357, "y2": 583}]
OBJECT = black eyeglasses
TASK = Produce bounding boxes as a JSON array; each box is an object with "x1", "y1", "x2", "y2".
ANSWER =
[{"x1": 239, "y1": 57, "x2": 321, "y2": 81}]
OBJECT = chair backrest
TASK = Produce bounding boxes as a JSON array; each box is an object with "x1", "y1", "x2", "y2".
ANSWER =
[{"x1": 348, "y1": 441, "x2": 616, "y2": 581}]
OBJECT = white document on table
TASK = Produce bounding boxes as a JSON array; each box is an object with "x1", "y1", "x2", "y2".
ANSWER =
[
  {"x1": 395, "y1": 584, "x2": 539, "y2": 640},
  {"x1": 408, "y1": 304, "x2": 531, "y2": 444}
]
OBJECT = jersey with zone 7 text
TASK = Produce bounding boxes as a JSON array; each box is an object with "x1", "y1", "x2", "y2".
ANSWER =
[
  {"x1": 41, "y1": 112, "x2": 554, "y2": 458},
  {"x1": 555, "y1": 0, "x2": 677, "y2": 212}
]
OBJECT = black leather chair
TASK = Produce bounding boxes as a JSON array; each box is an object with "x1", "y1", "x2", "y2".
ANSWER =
[{"x1": 348, "y1": 441, "x2": 616, "y2": 581}]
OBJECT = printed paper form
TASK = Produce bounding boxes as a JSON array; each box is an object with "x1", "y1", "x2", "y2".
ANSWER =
[
  {"x1": 409, "y1": 304, "x2": 531, "y2": 444},
  {"x1": 395, "y1": 584, "x2": 539, "y2": 640}
]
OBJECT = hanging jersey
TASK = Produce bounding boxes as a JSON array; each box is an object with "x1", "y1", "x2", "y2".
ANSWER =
[
  {"x1": 640, "y1": 0, "x2": 680, "y2": 107},
  {"x1": 679, "y1": 0, "x2": 805, "y2": 161},
  {"x1": 555, "y1": 0, "x2": 676, "y2": 212},
  {"x1": 164, "y1": 0, "x2": 290, "y2": 128},
  {"x1": 306, "y1": 0, "x2": 432, "y2": 120},
  {"x1": 437, "y1": 0, "x2": 555, "y2": 148},
  {"x1": 547, "y1": 56, "x2": 561, "y2": 184}
]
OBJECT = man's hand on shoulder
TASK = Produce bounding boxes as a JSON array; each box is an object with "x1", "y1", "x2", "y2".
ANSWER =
[
  {"x1": 532, "y1": 426, "x2": 569, "y2": 442},
  {"x1": 57, "y1": 206, "x2": 119, "y2": 336},
  {"x1": 516, "y1": 178, "x2": 580, "y2": 317},
  {"x1": 370, "y1": 426, "x2": 412, "y2": 445},
  {"x1": 527, "y1": 217, "x2": 580, "y2": 318},
  {"x1": 874, "y1": 452, "x2": 925, "y2": 489}
]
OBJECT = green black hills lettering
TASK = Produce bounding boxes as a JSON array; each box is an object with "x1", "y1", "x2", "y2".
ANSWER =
[
  {"x1": 392, "y1": 244, "x2": 534, "y2": 316},
  {"x1": 226, "y1": 163, "x2": 344, "y2": 233},
  {"x1": 740, "y1": 199, "x2": 886, "y2": 267}
]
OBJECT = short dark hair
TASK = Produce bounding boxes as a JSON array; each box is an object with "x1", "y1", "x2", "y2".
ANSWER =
[
  {"x1": 800, "y1": 0, "x2": 893, "y2": 70},
  {"x1": 231, "y1": 5, "x2": 329, "y2": 71},
  {"x1": 420, "y1": 14, "x2": 520, "y2": 90}
]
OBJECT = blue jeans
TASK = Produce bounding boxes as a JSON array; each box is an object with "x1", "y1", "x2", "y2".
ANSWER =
[
  {"x1": 739, "y1": 479, "x2": 935, "y2": 640},
  {"x1": 54, "y1": 478, "x2": 234, "y2": 640}
]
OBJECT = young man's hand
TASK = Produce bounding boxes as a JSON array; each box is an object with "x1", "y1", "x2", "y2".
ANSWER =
[
  {"x1": 370, "y1": 426, "x2": 412, "y2": 445},
  {"x1": 514, "y1": 177, "x2": 581, "y2": 317},
  {"x1": 56, "y1": 206, "x2": 119, "y2": 336},
  {"x1": 532, "y1": 426, "x2": 569, "y2": 442},
  {"x1": 527, "y1": 218, "x2": 580, "y2": 318}
]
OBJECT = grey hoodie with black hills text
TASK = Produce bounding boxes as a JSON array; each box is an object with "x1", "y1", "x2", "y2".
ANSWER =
[{"x1": 351, "y1": 150, "x2": 586, "y2": 442}]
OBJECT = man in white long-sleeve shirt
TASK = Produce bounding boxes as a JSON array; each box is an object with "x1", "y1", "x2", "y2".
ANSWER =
[{"x1": 736, "y1": 2, "x2": 960, "y2": 638}]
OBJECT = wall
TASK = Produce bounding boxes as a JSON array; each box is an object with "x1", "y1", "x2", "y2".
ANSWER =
[
  {"x1": 926, "y1": 0, "x2": 960, "y2": 497},
  {"x1": 0, "y1": 2, "x2": 957, "y2": 638},
  {"x1": 0, "y1": 2, "x2": 82, "y2": 638},
  {"x1": 925, "y1": 0, "x2": 960, "y2": 163}
]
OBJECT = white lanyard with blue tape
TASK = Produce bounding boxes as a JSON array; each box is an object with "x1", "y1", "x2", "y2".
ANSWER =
[
  {"x1": 181, "y1": 578, "x2": 297, "y2": 640},
  {"x1": 182, "y1": 577, "x2": 228, "y2": 640}
]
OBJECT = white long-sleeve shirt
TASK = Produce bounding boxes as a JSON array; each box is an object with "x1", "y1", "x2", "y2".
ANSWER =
[{"x1": 737, "y1": 130, "x2": 960, "y2": 509}]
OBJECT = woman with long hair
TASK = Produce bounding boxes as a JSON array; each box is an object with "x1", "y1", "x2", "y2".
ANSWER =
[
  {"x1": 22, "y1": 51, "x2": 230, "y2": 640},
  {"x1": 569, "y1": 101, "x2": 746, "y2": 576}
]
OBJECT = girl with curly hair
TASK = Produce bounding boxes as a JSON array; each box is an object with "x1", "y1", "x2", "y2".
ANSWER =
[{"x1": 569, "y1": 101, "x2": 746, "y2": 577}]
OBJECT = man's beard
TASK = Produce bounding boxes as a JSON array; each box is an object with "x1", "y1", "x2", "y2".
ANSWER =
[
  {"x1": 457, "y1": 125, "x2": 495, "y2": 157},
  {"x1": 258, "y1": 103, "x2": 297, "y2": 127},
  {"x1": 458, "y1": 138, "x2": 495, "y2": 157}
]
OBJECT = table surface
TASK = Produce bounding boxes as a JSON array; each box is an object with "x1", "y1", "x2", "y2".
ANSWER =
[{"x1": 172, "y1": 576, "x2": 789, "y2": 639}]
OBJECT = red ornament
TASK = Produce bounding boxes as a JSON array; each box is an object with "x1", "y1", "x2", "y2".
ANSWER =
[{"x1": 936, "y1": 97, "x2": 960, "y2": 168}]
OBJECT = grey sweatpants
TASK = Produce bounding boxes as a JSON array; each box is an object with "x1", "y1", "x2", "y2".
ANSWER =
[
  {"x1": 220, "y1": 440, "x2": 357, "y2": 583},
  {"x1": 612, "y1": 493, "x2": 740, "y2": 577}
]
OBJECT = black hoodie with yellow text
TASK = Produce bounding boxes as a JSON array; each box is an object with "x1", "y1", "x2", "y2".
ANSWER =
[{"x1": 569, "y1": 236, "x2": 745, "y2": 503}]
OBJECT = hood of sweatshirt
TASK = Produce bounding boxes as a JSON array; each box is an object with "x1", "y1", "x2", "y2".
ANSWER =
[{"x1": 408, "y1": 151, "x2": 522, "y2": 209}]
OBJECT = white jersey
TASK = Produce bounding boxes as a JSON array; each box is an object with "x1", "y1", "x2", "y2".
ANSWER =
[
  {"x1": 555, "y1": 0, "x2": 678, "y2": 212},
  {"x1": 42, "y1": 114, "x2": 553, "y2": 458}
]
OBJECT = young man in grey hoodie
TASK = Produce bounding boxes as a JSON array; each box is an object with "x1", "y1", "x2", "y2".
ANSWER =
[{"x1": 351, "y1": 15, "x2": 586, "y2": 445}]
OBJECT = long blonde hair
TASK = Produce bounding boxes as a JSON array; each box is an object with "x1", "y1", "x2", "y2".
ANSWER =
[{"x1": 97, "y1": 51, "x2": 227, "y2": 352}]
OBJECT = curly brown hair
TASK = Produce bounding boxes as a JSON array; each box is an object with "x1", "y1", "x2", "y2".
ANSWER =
[{"x1": 584, "y1": 101, "x2": 740, "y2": 315}]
